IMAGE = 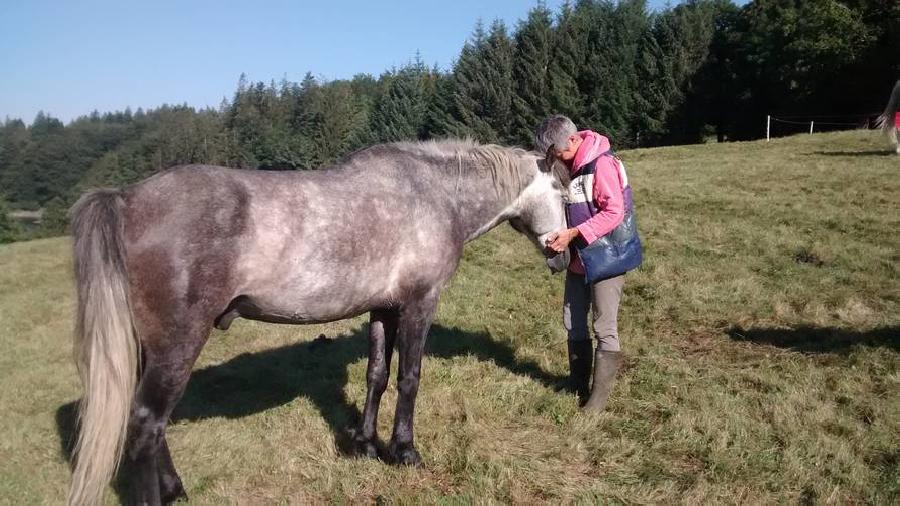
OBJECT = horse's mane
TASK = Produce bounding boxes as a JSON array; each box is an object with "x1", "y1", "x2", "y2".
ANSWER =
[{"x1": 391, "y1": 138, "x2": 543, "y2": 201}]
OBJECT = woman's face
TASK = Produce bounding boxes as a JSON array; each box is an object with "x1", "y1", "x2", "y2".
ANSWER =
[{"x1": 553, "y1": 134, "x2": 580, "y2": 162}]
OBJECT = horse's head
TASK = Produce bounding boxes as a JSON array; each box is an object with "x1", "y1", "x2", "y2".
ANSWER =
[{"x1": 508, "y1": 155, "x2": 571, "y2": 273}]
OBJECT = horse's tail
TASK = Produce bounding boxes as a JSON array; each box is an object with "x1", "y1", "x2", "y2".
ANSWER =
[
  {"x1": 875, "y1": 79, "x2": 900, "y2": 139},
  {"x1": 67, "y1": 189, "x2": 140, "y2": 506}
]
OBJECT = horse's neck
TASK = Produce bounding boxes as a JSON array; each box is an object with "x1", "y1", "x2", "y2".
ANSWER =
[{"x1": 456, "y1": 167, "x2": 533, "y2": 243}]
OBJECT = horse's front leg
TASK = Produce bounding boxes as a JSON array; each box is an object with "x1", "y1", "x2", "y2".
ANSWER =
[
  {"x1": 354, "y1": 309, "x2": 399, "y2": 458},
  {"x1": 388, "y1": 293, "x2": 439, "y2": 467}
]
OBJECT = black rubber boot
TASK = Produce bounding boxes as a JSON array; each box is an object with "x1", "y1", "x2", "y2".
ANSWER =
[
  {"x1": 583, "y1": 350, "x2": 623, "y2": 412},
  {"x1": 567, "y1": 340, "x2": 593, "y2": 403}
]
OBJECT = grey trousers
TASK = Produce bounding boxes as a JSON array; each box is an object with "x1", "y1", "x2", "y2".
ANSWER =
[{"x1": 563, "y1": 272, "x2": 625, "y2": 351}]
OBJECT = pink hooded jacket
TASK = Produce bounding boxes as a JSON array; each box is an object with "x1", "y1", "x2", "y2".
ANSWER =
[{"x1": 568, "y1": 130, "x2": 625, "y2": 274}]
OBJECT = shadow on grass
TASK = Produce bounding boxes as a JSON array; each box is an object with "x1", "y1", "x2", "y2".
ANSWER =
[
  {"x1": 55, "y1": 323, "x2": 564, "y2": 478},
  {"x1": 810, "y1": 150, "x2": 896, "y2": 157},
  {"x1": 727, "y1": 325, "x2": 899, "y2": 354}
]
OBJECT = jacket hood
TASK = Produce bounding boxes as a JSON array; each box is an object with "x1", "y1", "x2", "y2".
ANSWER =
[{"x1": 572, "y1": 130, "x2": 611, "y2": 172}]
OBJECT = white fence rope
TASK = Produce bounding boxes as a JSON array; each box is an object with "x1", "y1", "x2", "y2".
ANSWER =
[{"x1": 765, "y1": 113, "x2": 877, "y2": 141}]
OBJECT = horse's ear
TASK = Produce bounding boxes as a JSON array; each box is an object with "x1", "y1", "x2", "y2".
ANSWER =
[
  {"x1": 538, "y1": 147, "x2": 556, "y2": 172},
  {"x1": 547, "y1": 158, "x2": 570, "y2": 189}
]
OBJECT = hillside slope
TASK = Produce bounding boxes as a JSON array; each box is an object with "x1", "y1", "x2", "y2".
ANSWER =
[{"x1": 0, "y1": 130, "x2": 896, "y2": 503}]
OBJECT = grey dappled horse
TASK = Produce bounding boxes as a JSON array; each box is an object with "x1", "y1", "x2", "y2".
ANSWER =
[{"x1": 67, "y1": 139, "x2": 570, "y2": 505}]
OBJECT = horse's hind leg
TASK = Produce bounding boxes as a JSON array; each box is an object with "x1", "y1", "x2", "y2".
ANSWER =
[
  {"x1": 125, "y1": 325, "x2": 209, "y2": 505},
  {"x1": 354, "y1": 309, "x2": 399, "y2": 458}
]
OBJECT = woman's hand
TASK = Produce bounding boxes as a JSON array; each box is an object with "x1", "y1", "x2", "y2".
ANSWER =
[{"x1": 545, "y1": 228, "x2": 580, "y2": 253}]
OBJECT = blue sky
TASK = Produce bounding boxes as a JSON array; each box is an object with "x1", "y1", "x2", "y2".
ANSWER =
[{"x1": 3, "y1": 0, "x2": 693, "y2": 124}]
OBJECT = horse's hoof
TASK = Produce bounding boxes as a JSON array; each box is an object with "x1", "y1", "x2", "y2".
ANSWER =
[
  {"x1": 158, "y1": 466, "x2": 187, "y2": 504},
  {"x1": 352, "y1": 438, "x2": 379, "y2": 460},
  {"x1": 160, "y1": 479, "x2": 188, "y2": 504},
  {"x1": 389, "y1": 441, "x2": 422, "y2": 467}
]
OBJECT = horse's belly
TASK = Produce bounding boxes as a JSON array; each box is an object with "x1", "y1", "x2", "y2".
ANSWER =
[
  {"x1": 255, "y1": 300, "x2": 372, "y2": 324},
  {"x1": 232, "y1": 233, "x2": 447, "y2": 324},
  {"x1": 240, "y1": 279, "x2": 391, "y2": 325}
]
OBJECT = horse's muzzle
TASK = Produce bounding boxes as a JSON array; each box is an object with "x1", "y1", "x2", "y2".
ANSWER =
[{"x1": 545, "y1": 248, "x2": 570, "y2": 274}]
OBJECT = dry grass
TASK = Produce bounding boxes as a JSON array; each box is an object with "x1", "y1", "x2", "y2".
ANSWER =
[{"x1": 0, "y1": 130, "x2": 897, "y2": 504}]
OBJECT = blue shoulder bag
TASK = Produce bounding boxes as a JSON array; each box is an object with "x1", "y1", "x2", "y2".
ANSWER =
[{"x1": 572, "y1": 157, "x2": 643, "y2": 283}]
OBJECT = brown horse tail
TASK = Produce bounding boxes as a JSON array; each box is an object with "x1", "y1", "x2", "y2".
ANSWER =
[{"x1": 68, "y1": 189, "x2": 140, "y2": 506}]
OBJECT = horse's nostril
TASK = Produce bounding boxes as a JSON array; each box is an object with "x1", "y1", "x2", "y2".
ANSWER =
[{"x1": 546, "y1": 250, "x2": 569, "y2": 274}]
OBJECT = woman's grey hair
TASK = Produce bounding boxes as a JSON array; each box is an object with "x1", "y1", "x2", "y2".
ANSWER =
[{"x1": 534, "y1": 115, "x2": 577, "y2": 153}]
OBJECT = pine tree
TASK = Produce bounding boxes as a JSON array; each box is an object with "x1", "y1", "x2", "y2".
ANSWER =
[
  {"x1": 369, "y1": 56, "x2": 436, "y2": 143},
  {"x1": 227, "y1": 75, "x2": 267, "y2": 167},
  {"x1": 647, "y1": 0, "x2": 722, "y2": 144},
  {"x1": 585, "y1": 0, "x2": 649, "y2": 145},
  {"x1": 443, "y1": 20, "x2": 515, "y2": 143},
  {"x1": 307, "y1": 81, "x2": 369, "y2": 166},
  {"x1": 511, "y1": 3, "x2": 555, "y2": 147},
  {"x1": 482, "y1": 20, "x2": 516, "y2": 143},
  {"x1": 0, "y1": 197, "x2": 21, "y2": 243},
  {"x1": 18, "y1": 111, "x2": 72, "y2": 207},
  {"x1": 547, "y1": 2, "x2": 588, "y2": 127},
  {"x1": 37, "y1": 195, "x2": 69, "y2": 237},
  {"x1": 289, "y1": 72, "x2": 323, "y2": 168},
  {"x1": 442, "y1": 21, "x2": 497, "y2": 141},
  {"x1": 424, "y1": 69, "x2": 454, "y2": 139},
  {"x1": 0, "y1": 119, "x2": 29, "y2": 201},
  {"x1": 634, "y1": 31, "x2": 671, "y2": 143}
]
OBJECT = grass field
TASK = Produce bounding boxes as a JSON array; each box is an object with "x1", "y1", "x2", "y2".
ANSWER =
[{"x1": 0, "y1": 130, "x2": 897, "y2": 504}]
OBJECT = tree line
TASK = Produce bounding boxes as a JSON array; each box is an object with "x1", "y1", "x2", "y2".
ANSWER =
[{"x1": 1, "y1": 0, "x2": 897, "y2": 241}]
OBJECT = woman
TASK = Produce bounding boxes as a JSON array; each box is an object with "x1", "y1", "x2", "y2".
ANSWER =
[{"x1": 535, "y1": 115, "x2": 636, "y2": 412}]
